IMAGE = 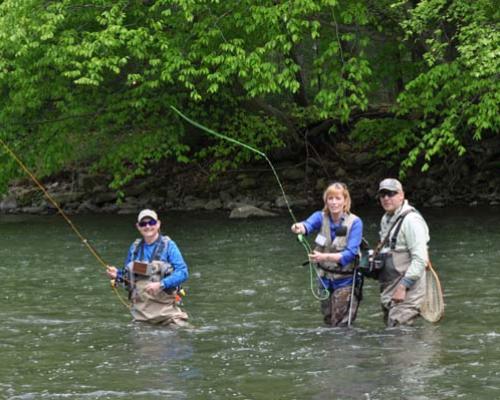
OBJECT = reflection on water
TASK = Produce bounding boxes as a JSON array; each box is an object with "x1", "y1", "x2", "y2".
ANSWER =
[
  {"x1": 0, "y1": 206, "x2": 500, "y2": 399},
  {"x1": 130, "y1": 324, "x2": 193, "y2": 363}
]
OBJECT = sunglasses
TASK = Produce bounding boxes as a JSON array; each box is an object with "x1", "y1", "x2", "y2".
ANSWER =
[
  {"x1": 138, "y1": 219, "x2": 158, "y2": 227},
  {"x1": 379, "y1": 190, "x2": 398, "y2": 199}
]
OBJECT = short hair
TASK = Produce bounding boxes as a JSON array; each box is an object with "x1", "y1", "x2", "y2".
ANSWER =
[{"x1": 322, "y1": 182, "x2": 351, "y2": 214}]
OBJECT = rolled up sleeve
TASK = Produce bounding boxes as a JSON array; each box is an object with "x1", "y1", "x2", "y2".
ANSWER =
[{"x1": 403, "y1": 214, "x2": 429, "y2": 282}]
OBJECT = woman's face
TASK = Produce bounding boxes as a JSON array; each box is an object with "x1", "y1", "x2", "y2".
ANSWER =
[{"x1": 325, "y1": 190, "x2": 345, "y2": 216}]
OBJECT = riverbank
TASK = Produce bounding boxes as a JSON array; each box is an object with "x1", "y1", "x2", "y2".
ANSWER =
[{"x1": 1, "y1": 136, "x2": 499, "y2": 216}]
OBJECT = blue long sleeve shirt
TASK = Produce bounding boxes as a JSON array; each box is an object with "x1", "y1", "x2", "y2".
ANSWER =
[
  {"x1": 302, "y1": 211, "x2": 363, "y2": 290},
  {"x1": 118, "y1": 235, "x2": 189, "y2": 290}
]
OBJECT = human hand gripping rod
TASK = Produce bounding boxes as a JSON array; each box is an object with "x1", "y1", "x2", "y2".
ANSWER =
[{"x1": 0, "y1": 137, "x2": 131, "y2": 309}]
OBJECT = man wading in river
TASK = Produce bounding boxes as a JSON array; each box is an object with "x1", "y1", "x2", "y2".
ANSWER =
[
  {"x1": 375, "y1": 179, "x2": 429, "y2": 327},
  {"x1": 106, "y1": 209, "x2": 189, "y2": 326}
]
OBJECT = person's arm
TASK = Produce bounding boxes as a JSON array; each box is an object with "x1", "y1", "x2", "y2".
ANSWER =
[
  {"x1": 117, "y1": 244, "x2": 135, "y2": 282},
  {"x1": 107, "y1": 243, "x2": 134, "y2": 282},
  {"x1": 291, "y1": 211, "x2": 322, "y2": 235},
  {"x1": 160, "y1": 240, "x2": 189, "y2": 290},
  {"x1": 400, "y1": 214, "x2": 429, "y2": 288},
  {"x1": 338, "y1": 217, "x2": 363, "y2": 267},
  {"x1": 302, "y1": 211, "x2": 323, "y2": 235}
]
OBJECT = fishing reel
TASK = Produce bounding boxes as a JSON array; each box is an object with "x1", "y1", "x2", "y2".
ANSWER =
[{"x1": 359, "y1": 250, "x2": 386, "y2": 279}]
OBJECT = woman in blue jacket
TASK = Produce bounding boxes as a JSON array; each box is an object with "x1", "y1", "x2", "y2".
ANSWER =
[{"x1": 291, "y1": 183, "x2": 363, "y2": 326}]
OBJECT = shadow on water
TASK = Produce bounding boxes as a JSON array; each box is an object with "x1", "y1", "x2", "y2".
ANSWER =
[
  {"x1": 300, "y1": 324, "x2": 446, "y2": 400},
  {"x1": 0, "y1": 206, "x2": 499, "y2": 399}
]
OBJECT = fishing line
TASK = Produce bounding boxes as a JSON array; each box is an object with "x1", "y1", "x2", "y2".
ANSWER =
[
  {"x1": 170, "y1": 106, "x2": 329, "y2": 300},
  {"x1": 0, "y1": 137, "x2": 131, "y2": 309}
]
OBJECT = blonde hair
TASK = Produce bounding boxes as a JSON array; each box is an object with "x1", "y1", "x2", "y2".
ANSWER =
[{"x1": 322, "y1": 182, "x2": 351, "y2": 214}]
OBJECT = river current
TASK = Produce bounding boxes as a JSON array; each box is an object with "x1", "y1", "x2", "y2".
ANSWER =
[{"x1": 1, "y1": 206, "x2": 499, "y2": 399}]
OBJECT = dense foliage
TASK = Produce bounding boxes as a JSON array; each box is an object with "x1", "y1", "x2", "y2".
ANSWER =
[{"x1": 0, "y1": 0, "x2": 497, "y2": 191}]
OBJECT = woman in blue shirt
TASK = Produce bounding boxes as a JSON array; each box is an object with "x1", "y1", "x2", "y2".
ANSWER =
[{"x1": 291, "y1": 183, "x2": 363, "y2": 326}]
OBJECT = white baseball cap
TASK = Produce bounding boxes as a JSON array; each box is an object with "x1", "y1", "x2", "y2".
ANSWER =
[{"x1": 137, "y1": 209, "x2": 158, "y2": 222}]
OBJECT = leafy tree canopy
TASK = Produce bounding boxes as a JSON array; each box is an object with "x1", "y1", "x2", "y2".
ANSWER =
[{"x1": 0, "y1": 0, "x2": 497, "y2": 191}]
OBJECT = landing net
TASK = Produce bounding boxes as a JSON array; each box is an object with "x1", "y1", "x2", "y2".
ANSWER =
[{"x1": 421, "y1": 261, "x2": 444, "y2": 323}]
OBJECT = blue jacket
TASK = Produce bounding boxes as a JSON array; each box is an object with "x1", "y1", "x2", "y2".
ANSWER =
[
  {"x1": 303, "y1": 211, "x2": 363, "y2": 290},
  {"x1": 118, "y1": 235, "x2": 189, "y2": 290}
]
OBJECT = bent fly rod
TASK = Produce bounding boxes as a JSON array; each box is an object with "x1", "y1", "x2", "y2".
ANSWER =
[
  {"x1": 170, "y1": 106, "x2": 329, "y2": 300},
  {"x1": 0, "y1": 138, "x2": 130, "y2": 309}
]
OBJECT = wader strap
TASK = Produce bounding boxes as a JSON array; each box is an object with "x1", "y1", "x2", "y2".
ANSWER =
[
  {"x1": 375, "y1": 209, "x2": 414, "y2": 254},
  {"x1": 132, "y1": 236, "x2": 170, "y2": 261},
  {"x1": 131, "y1": 239, "x2": 142, "y2": 260},
  {"x1": 390, "y1": 210, "x2": 413, "y2": 249},
  {"x1": 152, "y1": 237, "x2": 168, "y2": 261}
]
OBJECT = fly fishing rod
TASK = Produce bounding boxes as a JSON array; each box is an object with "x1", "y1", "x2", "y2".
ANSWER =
[
  {"x1": 0, "y1": 137, "x2": 130, "y2": 308},
  {"x1": 170, "y1": 106, "x2": 329, "y2": 300}
]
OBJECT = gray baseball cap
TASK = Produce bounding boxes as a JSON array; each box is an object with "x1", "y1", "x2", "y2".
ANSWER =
[{"x1": 378, "y1": 178, "x2": 403, "y2": 193}]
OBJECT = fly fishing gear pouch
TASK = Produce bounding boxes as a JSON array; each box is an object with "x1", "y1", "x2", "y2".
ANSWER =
[
  {"x1": 132, "y1": 261, "x2": 152, "y2": 277},
  {"x1": 130, "y1": 260, "x2": 173, "y2": 282},
  {"x1": 126, "y1": 260, "x2": 174, "y2": 300},
  {"x1": 359, "y1": 250, "x2": 385, "y2": 279}
]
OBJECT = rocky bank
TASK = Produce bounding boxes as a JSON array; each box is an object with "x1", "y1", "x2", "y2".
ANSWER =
[{"x1": 1, "y1": 136, "x2": 499, "y2": 217}]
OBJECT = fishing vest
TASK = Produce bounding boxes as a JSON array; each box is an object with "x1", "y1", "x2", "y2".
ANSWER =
[
  {"x1": 378, "y1": 202, "x2": 416, "y2": 285},
  {"x1": 125, "y1": 235, "x2": 188, "y2": 325},
  {"x1": 314, "y1": 212, "x2": 359, "y2": 280},
  {"x1": 126, "y1": 235, "x2": 173, "y2": 284}
]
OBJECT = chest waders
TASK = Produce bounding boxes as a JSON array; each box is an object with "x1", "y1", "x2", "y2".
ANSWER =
[
  {"x1": 314, "y1": 213, "x2": 362, "y2": 327},
  {"x1": 126, "y1": 236, "x2": 188, "y2": 325},
  {"x1": 377, "y1": 209, "x2": 414, "y2": 287},
  {"x1": 378, "y1": 206, "x2": 426, "y2": 326}
]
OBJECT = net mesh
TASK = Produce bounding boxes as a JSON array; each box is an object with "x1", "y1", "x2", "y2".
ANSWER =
[{"x1": 421, "y1": 261, "x2": 445, "y2": 323}]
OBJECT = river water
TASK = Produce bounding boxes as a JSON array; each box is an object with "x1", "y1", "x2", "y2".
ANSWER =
[{"x1": 1, "y1": 206, "x2": 499, "y2": 399}]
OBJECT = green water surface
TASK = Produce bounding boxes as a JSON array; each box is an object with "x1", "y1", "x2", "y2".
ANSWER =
[{"x1": 1, "y1": 206, "x2": 499, "y2": 399}]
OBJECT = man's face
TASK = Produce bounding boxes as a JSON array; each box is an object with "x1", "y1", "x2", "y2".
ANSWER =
[
  {"x1": 379, "y1": 190, "x2": 404, "y2": 214},
  {"x1": 136, "y1": 217, "x2": 161, "y2": 241}
]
